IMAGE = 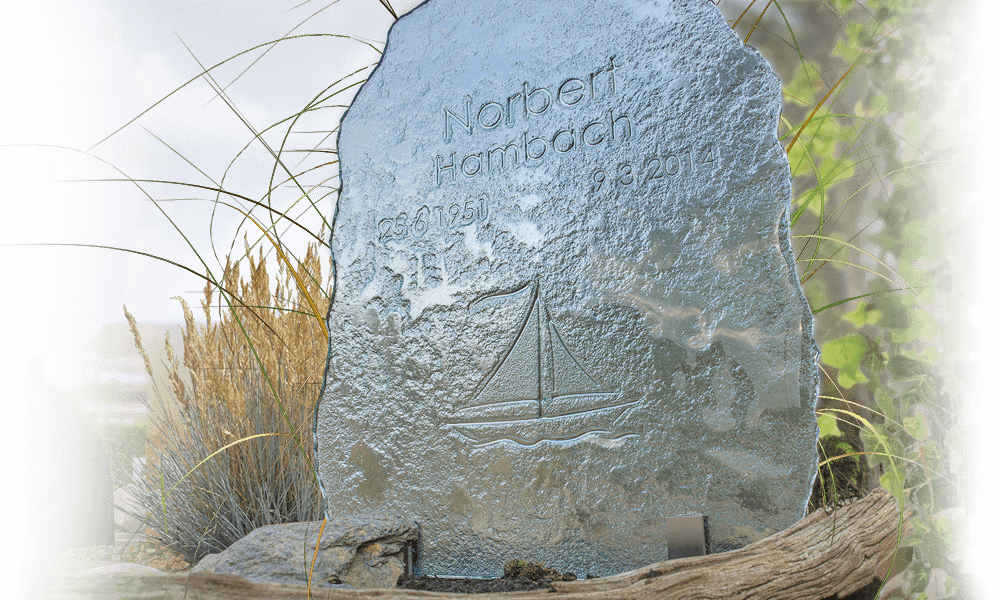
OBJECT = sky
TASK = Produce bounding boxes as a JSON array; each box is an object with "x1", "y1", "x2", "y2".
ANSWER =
[{"x1": 25, "y1": 0, "x2": 419, "y2": 386}]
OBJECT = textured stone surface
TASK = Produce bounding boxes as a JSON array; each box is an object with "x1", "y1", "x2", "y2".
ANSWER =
[
  {"x1": 191, "y1": 514, "x2": 417, "y2": 589},
  {"x1": 317, "y1": 0, "x2": 819, "y2": 578}
]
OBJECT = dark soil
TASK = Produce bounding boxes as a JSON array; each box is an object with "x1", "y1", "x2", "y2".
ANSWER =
[
  {"x1": 810, "y1": 431, "x2": 873, "y2": 512},
  {"x1": 397, "y1": 560, "x2": 579, "y2": 593}
]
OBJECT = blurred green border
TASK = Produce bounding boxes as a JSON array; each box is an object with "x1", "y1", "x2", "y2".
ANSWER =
[{"x1": 972, "y1": 0, "x2": 1000, "y2": 600}]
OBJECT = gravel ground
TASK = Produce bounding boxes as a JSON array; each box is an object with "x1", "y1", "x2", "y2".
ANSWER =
[
  {"x1": 53, "y1": 543, "x2": 191, "y2": 573},
  {"x1": 38, "y1": 544, "x2": 190, "y2": 600}
]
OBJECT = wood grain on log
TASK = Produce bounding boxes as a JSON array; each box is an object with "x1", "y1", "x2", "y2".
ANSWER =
[{"x1": 32, "y1": 488, "x2": 910, "y2": 600}]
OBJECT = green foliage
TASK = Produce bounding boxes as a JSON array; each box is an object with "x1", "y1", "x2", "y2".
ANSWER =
[
  {"x1": 811, "y1": 432, "x2": 867, "y2": 512},
  {"x1": 821, "y1": 333, "x2": 883, "y2": 387},
  {"x1": 817, "y1": 412, "x2": 843, "y2": 438},
  {"x1": 771, "y1": 0, "x2": 964, "y2": 595},
  {"x1": 96, "y1": 422, "x2": 147, "y2": 489}
]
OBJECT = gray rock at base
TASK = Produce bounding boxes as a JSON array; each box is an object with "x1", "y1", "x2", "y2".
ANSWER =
[
  {"x1": 191, "y1": 514, "x2": 417, "y2": 589},
  {"x1": 317, "y1": 0, "x2": 819, "y2": 578}
]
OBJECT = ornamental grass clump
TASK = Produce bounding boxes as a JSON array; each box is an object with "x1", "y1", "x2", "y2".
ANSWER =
[{"x1": 124, "y1": 237, "x2": 328, "y2": 562}]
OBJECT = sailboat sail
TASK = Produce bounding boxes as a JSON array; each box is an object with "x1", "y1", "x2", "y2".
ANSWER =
[
  {"x1": 544, "y1": 313, "x2": 622, "y2": 417},
  {"x1": 452, "y1": 282, "x2": 541, "y2": 421},
  {"x1": 445, "y1": 280, "x2": 638, "y2": 445}
]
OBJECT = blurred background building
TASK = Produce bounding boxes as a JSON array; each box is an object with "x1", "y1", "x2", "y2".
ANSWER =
[{"x1": 74, "y1": 323, "x2": 190, "y2": 434}]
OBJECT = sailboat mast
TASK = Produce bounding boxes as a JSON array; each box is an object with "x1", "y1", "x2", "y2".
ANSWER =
[{"x1": 536, "y1": 282, "x2": 543, "y2": 418}]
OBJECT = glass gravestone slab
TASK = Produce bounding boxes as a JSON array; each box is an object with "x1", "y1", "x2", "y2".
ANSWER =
[{"x1": 316, "y1": 0, "x2": 819, "y2": 578}]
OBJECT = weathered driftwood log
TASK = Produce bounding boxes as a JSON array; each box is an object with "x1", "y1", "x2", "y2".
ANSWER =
[{"x1": 34, "y1": 488, "x2": 909, "y2": 600}]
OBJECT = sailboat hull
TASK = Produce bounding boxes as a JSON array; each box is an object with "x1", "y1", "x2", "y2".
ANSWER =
[
  {"x1": 446, "y1": 399, "x2": 638, "y2": 446},
  {"x1": 449, "y1": 399, "x2": 540, "y2": 423}
]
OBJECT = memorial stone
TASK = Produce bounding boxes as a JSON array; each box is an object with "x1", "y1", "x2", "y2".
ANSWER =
[{"x1": 316, "y1": 0, "x2": 820, "y2": 578}]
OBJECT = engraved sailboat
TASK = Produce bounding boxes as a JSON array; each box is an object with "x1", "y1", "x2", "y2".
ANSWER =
[{"x1": 445, "y1": 281, "x2": 638, "y2": 446}]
